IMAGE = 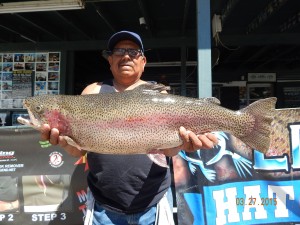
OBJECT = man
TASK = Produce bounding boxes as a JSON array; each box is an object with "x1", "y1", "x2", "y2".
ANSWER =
[{"x1": 40, "y1": 31, "x2": 218, "y2": 225}]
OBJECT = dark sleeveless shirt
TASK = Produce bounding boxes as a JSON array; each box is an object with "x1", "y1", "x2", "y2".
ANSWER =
[{"x1": 86, "y1": 79, "x2": 171, "y2": 213}]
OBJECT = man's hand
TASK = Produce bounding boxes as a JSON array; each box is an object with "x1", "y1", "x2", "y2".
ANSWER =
[
  {"x1": 179, "y1": 126, "x2": 218, "y2": 151},
  {"x1": 163, "y1": 126, "x2": 218, "y2": 157},
  {"x1": 40, "y1": 124, "x2": 86, "y2": 158}
]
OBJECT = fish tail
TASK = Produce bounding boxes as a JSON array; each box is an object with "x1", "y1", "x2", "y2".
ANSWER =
[{"x1": 239, "y1": 97, "x2": 277, "y2": 153}]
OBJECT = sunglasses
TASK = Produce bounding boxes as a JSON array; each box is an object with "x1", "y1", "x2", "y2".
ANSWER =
[{"x1": 110, "y1": 48, "x2": 143, "y2": 57}]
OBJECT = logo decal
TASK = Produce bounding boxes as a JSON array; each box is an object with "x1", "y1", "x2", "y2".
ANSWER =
[{"x1": 49, "y1": 151, "x2": 64, "y2": 168}]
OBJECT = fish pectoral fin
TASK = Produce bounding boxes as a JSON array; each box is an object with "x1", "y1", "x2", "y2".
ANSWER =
[
  {"x1": 147, "y1": 154, "x2": 169, "y2": 168},
  {"x1": 61, "y1": 136, "x2": 82, "y2": 151}
]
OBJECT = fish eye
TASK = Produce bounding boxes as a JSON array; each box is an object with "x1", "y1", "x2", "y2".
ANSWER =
[{"x1": 35, "y1": 105, "x2": 43, "y2": 112}]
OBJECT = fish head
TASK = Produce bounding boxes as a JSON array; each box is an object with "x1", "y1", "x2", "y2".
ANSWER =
[{"x1": 23, "y1": 95, "x2": 60, "y2": 129}]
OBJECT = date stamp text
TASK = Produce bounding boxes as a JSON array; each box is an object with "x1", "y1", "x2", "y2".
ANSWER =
[{"x1": 236, "y1": 197, "x2": 277, "y2": 206}]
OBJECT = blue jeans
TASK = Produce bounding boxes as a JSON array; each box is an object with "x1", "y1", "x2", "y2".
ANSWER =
[
  {"x1": 92, "y1": 203, "x2": 156, "y2": 225},
  {"x1": 91, "y1": 188, "x2": 173, "y2": 225}
]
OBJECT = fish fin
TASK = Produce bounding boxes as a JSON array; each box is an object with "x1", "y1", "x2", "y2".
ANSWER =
[
  {"x1": 201, "y1": 97, "x2": 221, "y2": 105},
  {"x1": 134, "y1": 83, "x2": 171, "y2": 93},
  {"x1": 239, "y1": 97, "x2": 277, "y2": 153},
  {"x1": 147, "y1": 154, "x2": 169, "y2": 168},
  {"x1": 62, "y1": 136, "x2": 82, "y2": 151}
]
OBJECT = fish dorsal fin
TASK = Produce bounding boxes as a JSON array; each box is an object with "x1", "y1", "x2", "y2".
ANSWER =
[
  {"x1": 200, "y1": 97, "x2": 220, "y2": 105},
  {"x1": 133, "y1": 83, "x2": 171, "y2": 93}
]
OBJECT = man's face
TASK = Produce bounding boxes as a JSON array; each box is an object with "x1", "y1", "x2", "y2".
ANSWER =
[{"x1": 108, "y1": 40, "x2": 146, "y2": 81}]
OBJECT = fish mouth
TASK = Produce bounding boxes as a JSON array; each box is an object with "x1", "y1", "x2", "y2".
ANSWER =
[
  {"x1": 19, "y1": 100, "x2": 42, "y2": 129},
  {"x1": 27, "y1": 110, "x2": 42, "y2": 128}
]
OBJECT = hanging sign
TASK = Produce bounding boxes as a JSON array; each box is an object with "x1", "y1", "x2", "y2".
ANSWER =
[{"x1": 248, "y1": 73, "x2": 276, "y2": 82}]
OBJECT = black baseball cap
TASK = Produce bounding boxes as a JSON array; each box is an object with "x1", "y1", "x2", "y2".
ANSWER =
[{"x1": 107, "y1": 31, "x2": 144, "y2": 52}]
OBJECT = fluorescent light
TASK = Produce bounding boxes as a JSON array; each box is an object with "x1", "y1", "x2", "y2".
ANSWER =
[
  {"x1": 146, "y1": 61, "x2": 197, "y2": 67},
  {"x1": 0, "y1": 0, "x2": 85, "y2": 14}
]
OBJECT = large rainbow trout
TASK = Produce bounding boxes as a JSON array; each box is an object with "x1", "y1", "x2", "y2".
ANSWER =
[{"x1": 18, "y1": 84, "x2": 276, "y2": 166}]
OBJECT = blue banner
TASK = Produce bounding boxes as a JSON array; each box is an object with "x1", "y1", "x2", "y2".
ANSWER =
[{"x1": 174, "y1": 108, "x2": 300, "y2": 225}]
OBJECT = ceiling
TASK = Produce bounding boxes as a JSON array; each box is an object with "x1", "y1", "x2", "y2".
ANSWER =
[{"x1": 0, "y1": 0, "x2": 300, "y2": 87}]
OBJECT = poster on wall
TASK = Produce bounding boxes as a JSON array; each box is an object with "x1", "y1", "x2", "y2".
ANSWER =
[
  {"x1": 174, "y1": 108, "x2": 300, "y2": 225},
  {"x1": 12, "y1": 70, "x2": 33, "y2": 109},
  {"x1": 0, "y1": 52, "x2": 60, "y2": 111}
]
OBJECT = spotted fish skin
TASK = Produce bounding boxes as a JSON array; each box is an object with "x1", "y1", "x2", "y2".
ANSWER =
[{"x1": 20, "y1": 84, "x2": 276, "y2": 154}]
